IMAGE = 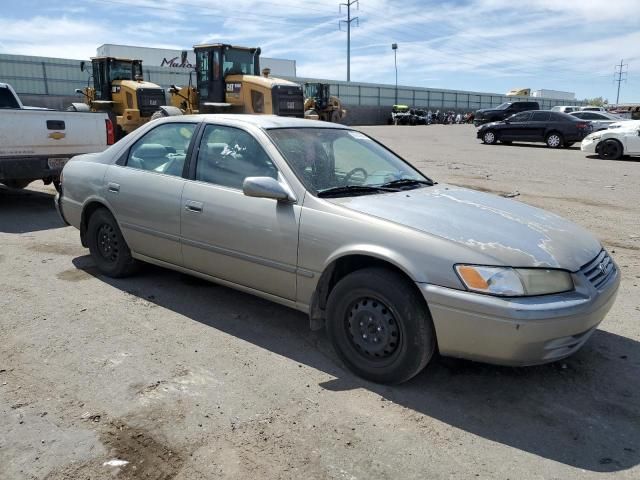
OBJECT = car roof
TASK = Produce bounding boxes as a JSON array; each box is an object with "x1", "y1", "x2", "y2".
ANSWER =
[{"x1": 176, "y1": 114, "x2": 352, "y2": 130}]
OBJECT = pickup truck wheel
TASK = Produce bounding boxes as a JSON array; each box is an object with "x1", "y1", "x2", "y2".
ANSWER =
[
  {"x1": 482, "y1": 130, "x2": 497, "y2": 145},
  {"x1": 326, "y1": 268, "x2": 436, "y2": 384},
  {"x1": 3, "y1": 179, "x2": 32, "y2": 189},
  {"x1": 87, "y1": 208, "x2": 137, "y2": 278},
  {"x1": 546, "y1": 132, "x2": 563, "y2": 148},
  {"x1": 598, "y1": 139, "x2": 623, "y2": 160}
]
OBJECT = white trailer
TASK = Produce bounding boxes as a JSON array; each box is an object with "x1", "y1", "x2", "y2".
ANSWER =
[{"x1": 532, "y1": 89, "x2": 575, "y2": 101}]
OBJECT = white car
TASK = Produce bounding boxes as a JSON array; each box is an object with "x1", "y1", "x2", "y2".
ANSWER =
[
  {"x1": 608, "y1": 119, "x2": 640, "y2": 130},
  {"x1": 581, "y1": 124, "x2": 640, "y2": 159},
  {"x1": 550, "y1": 105, "x2": 582, "y2": 113}
]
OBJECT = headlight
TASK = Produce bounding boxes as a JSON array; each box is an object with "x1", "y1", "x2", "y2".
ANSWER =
[{"x1": 455, "y1": 265, "x2": 574, "y2": 297}]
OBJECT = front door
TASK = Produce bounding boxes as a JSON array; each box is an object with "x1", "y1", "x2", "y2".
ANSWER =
[
  {"x1": 180, "y1": 124, "x2": 300, "y2": 300},
  {"x1": 501, "y1": 111, "x2": 532, "y2": 140},
  {"x1": 104, "y1": 121, "x2": 198, "y2": 266}
]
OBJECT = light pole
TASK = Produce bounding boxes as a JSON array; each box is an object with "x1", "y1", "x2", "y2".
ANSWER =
[{"x1": 392, "y1": 43, "x2": 398, "y2": 105}]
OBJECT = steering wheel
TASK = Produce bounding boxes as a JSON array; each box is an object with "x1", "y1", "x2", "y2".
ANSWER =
[{"x1": 342, "y1": 167, "x2": 368, "y2": 185}]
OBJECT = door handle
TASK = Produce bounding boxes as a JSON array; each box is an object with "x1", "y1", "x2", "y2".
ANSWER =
[
  {"x1": 185, "y1": 200, "x2": 203, "y2": 213},
  {"x1": 108, "y1": 182, "x2": 120, "y2": 193}
]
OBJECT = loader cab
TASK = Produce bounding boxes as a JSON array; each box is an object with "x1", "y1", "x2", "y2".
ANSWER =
[
  {"x1": 194, "y1": 44, "x2": 260, "y2": 106},
  {"x1": 304, "y1": 83, "x2": 330, "y2": 110},
  {"x1": 84, "y1": 57, "x2": 143, "y2": 100}
]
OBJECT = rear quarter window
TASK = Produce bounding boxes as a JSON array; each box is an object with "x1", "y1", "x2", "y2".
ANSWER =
[{"x1": 0, "y1": 87, "x2": 20, "y2": 109}]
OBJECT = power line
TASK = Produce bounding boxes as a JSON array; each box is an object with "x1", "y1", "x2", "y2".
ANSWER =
[
  {"x1": 614, "y1": 59, "x2": 628, "y2": 105},
  {"x1": 339, "y1": 0, "x2": 358, "y2": 82}
]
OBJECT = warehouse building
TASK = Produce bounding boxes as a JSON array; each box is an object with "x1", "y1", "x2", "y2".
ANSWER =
[{"x1": 0, "y1": 46, "x2": 586, "y2": 124}]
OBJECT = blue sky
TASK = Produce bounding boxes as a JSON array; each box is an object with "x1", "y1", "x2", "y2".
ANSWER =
[{"x1": 0, "y1": 0, "x2": 638, "y2": 102}]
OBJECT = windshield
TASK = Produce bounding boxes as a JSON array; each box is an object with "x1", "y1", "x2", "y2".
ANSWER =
[
  {"x1": 223, "y1": 48, "x2": 257, "y2": 76},
  {"x1": 305, "y1": 83, "x2": 320, "y2": 98},
  {"x1": 267, "y1": 128, "x2": 430, "y2": 195},
  {"x1": 495, "y1": 102, "x2": 512, "y2": 110},
  {"x1": 109, "y1": 60, "x2": 140, "y2": 81}
]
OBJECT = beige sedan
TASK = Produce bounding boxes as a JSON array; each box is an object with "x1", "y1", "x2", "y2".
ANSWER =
[{"x1": 56, "y1": 115, "x2": 619, "y2": 384}]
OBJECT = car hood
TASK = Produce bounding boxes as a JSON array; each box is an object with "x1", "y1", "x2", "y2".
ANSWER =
[{"x1": 329, "y1": 184, "x2": 601, "y2": 271}]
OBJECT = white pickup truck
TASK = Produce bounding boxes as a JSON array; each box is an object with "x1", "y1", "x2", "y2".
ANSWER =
[{"x1": 0, "y1": 82, "x2": 113, "y2": 190}]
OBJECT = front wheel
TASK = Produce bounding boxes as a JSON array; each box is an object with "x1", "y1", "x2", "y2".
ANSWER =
[
  {"x1": 87, "y1": 208, "x2": 137, "y2": 278},
  {"x1": 546, "y1": 132, "x2": 563, "y2": 148},
  {"x1": 598, "y1": 139, "x2": 623, "y2": 160},
  {"x1": 482, "y1": 130, "x2": 497, "y2": 145},
  {"x1": 326, "y1": 268, "x2": 436, "y2": 384}
]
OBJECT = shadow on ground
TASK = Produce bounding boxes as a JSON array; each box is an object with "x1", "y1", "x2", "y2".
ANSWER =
[
  {"x1": 0, "y1": 186, "x2": 64, "y2": 233},
  {"x1": 73, "y1": 255, "x2": 640, "y2": 473}
]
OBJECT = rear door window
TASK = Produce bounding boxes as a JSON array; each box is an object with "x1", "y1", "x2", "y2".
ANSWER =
[
  {"x1": 0, "y1": 87, "x2": 20, "y2": 108},
  {"x1": 126, "y1": 123, "x2": 197, "y2": 176},
  {"x1": 531, "y1": 112, "x2": 551, "y2": 121}
]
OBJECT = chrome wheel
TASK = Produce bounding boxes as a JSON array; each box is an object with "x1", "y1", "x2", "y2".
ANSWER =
[
  {"x1": 547, "y1": 133, "x2": 562, "y2": 148},
  {"x1": 483, "y1": 131, "x2": 496, "y2": 144},
  {"x1": 347, "y1": 297, "x2": 400, "y2": 360}
]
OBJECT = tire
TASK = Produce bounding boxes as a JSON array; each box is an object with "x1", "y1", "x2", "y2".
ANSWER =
[
  {"x1": 325, "y1": 268, "x2": 436, "y2": 384},
  {"x1": 86, "y1": 208, "x2": 137, "y2": 278},
  {"x1": 546, "y1": 132, "x2": 563, "y2": 148},
  {"x1": 482, "y1": 130, "x2": 497, "y2": 145},
  {"x1": 3, "y1": 179, "x2": 32, "y2": 189},
  {"x1": 598, "y1": 139, "x2": 623, "y2": 160}
]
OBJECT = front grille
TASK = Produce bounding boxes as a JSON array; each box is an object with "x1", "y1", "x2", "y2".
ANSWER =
[
  {"x1": 580, "y1": 249, "x2": 615, "y2": 289},
  {"x1": 136, "y1": 88, "x2": 166, "y2": 117},
  {"x1": 272, "y1": 85, "x2": 304, "y2": 118}
]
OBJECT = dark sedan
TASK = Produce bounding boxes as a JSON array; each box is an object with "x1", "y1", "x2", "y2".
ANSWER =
[{"x1": 477, "y1": 110, "x2": 592, "y2": 148}]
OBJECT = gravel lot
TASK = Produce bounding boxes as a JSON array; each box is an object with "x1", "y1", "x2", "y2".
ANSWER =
[{"x1": 1, "y1": 125, "x2": 639, "y2": 480}]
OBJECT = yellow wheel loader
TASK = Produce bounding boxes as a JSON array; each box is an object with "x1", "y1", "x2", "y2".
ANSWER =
[
  {"x1": 303, "y1": 82, "x2": 346, "y2": 123},
  {"x1": 69, "y1": 57, "x2": 179, "y2": 139},
  {"x1": 161, "y1": 44, "x2": 304, "y2": 118}
]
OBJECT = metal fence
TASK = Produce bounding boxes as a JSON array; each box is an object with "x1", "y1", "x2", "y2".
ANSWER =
[{"x1": 1, "y1": 53, "x2": 587, "y2": 111}]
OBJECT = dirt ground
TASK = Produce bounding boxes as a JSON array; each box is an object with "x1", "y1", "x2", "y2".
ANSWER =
[{"x1": 1, "y1": 125, "x2": 638, "y2": 480}]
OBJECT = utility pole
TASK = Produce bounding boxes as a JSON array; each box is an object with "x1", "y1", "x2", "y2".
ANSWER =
[
  {"x1": 392, "y1": 43, "x2": 398, "y2": 104},
  {"x1": 614, "y1": 59, "x2": 628, "y2": 106},
  {"x1": 339, "y1": 0, "x2": 358, "y2": 82}
]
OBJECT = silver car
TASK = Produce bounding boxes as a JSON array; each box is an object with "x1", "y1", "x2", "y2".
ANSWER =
[
  {"x1": 570, "y1": 111, "x2": 627, "y2": 131},
  {"x1": 55, "y1": 115, "x2": 620, "y2": 384}
]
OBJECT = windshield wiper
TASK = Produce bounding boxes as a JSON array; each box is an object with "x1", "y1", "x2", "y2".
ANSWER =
[
  {"x1": 379, "y1": 178, "x2": 434, "y2": 189},
  {"x1": 317, "y1": 185, "x2": 393, "y2": 198}
]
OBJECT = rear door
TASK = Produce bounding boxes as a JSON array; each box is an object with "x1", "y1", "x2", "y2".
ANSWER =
[
  {"x1": 103, "y1": 121, "x2": 198, "y2": 266},
  {"x1": 528, "y1": 111, "x2": 551, "y2": 140}
]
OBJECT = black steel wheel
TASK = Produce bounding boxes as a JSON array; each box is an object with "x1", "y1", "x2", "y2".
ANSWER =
[
  {"x1": 87, "y1": 208, "x2": 137, "y2": 277},
  {"x1": 598, "y1": 139, "x2": 623, "y2": 160},
  {"x1": 326, "y1": 267, "x2": 436, "y2": 384}
]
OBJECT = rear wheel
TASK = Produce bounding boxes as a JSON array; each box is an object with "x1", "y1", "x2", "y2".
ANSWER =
[
  {"x1": 546, "y1": 132, "x2": 563, "y2": 148},
  {"x1": 87, "y1": 208, "x2": 137, "y2": 278},
  {"x1": 482, "y1": 130, "x2": 497, "y2": 145},
  {"x1": 598, "y1": 139, "x2": 623, "y2": 160},
  {"x1": 326, "y1": 268, "x2": 436, "y2": 384}
]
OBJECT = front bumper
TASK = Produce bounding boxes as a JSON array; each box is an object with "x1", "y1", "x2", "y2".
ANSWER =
[
  {"x1": 419, "y1": 260, "x2": 620, "y2": 366},
  {"x1": 581, "y1": 136, "x2": 600, "y2": 154}
]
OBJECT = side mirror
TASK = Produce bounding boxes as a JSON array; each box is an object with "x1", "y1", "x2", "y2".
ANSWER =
[
  {"x1": 80, "y1": 61, "x2": 85, "y2": 72},
  {"x1": 243, "y1": 177, "x2": 295, "y2": 202}
]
